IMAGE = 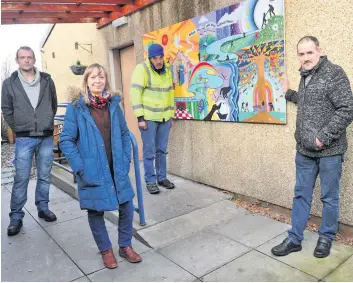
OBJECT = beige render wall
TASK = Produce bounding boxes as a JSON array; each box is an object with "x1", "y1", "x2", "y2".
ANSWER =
[
  {"x1": 42, "y1": 23, "x2": 110, "y2": 108},
  {"x1": 103, "y1": 0, "x2": 352, "y2": 226}
]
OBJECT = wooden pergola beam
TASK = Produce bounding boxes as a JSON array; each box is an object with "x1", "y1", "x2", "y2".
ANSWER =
[
  {"x1": 2, "y1": 11, "x2": 109, "y2": 19},
  {"x1": 2, "y1": 3, "x2": 122, "y2": 12},
  {"x1": 97, "y1": 0, "x2": 161, "y2": 28},
  {"x1": 1, "y1": 0, "x2": 161, "y2": 26},
  {"x1": 1, "y1": 0, "x2": 132, "y2": 4},
  {"x1": 1, "y1": 17, "x2": 99, "y2": 25}
]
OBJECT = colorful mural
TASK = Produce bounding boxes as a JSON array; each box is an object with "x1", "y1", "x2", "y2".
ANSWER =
[{"x1": 143, "y1": 0, "x2": 286, "y2": 124}]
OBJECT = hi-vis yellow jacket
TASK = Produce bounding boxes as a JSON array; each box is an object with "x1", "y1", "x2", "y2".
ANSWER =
[{"x1": 130, "y1": 59, "x2": 175, "y2": 122}]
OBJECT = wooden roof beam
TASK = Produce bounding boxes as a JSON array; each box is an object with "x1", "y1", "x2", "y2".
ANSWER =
[
  {"x1": 2, "y1": 3, "x2": 122, "y2": 12},
  {"x1": 1, "y1": 0, "x2": 132, "y2": 4},
  {"x1": 2, "y1": 11, "x2": 109, "y2": 19},
  {"x1": 1, "y1": 17, "x2": 99, "y2": 25}
]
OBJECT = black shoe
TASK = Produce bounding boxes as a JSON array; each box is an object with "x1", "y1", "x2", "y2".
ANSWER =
[
  {"x1": 7, "y1": 219, "x2": 23, "y2": 236},
  {"x1": 314, "y1": 236, "x2": 332, "y2": 258},
  {"x1": 146, "y1": 183, "x2": 160, "y2": 194},
  {"x1": 38, "y1": 210, "x2": 57, "y2": 222},
  {"x1": 271, "y1": 237, "x2": 302, "y2": 256},
  {"x1": 157, "y1": 179, "x2": 175, "y2": 189}
]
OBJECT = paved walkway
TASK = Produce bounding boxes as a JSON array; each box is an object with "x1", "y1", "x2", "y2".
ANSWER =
[{"x1": 1, "y1": 166, "x2": 353, "y2": 282}]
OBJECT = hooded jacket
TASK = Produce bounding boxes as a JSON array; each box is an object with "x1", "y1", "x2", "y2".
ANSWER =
[
  {"x1": 59, "y1": 92, "x2": 134, "y2": 211},
  {"x1": 286, "y1": 56, "x2": 353, "y2": 157},
  {"x1": 1, "y1": 70, "x2": 57, "y2": 137}
]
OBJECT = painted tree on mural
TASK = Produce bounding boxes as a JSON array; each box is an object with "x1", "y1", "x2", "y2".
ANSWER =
[{"x1": 235, "y1": 40, "x2": 284, "y2": 123}]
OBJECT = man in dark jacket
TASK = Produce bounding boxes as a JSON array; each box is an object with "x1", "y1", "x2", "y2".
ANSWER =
[
  {"x1": 1, "y1": 46, "x2": 58, "y2": 236},
  {"x1": 271, "y1": 36, "x2": 353, "y2": 258}
]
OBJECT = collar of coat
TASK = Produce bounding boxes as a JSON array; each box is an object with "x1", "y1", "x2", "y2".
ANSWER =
[
  {"x1": 11, "y1": 69, "x2": 51, "y2": 81},
  {"x1": 71, "y1": 90, "x2": 121, "y2": 110}
]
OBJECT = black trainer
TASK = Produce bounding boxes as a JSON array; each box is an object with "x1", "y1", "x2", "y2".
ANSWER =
[
  {"x1": 314, "y1": 236, "x2": 332, "y2": 258},
  {"x1": 146, "y1": 183, "x2": 160, "y2": 194},
  {"x1": 271, "y1": 237, "x2": 302, "y2": 256},
  {"x1": 38, "y1": 210, "x2": 57, "y2": 222},
  {"x1": 157, "y1": 179, "x2": 175, "y2": 189},
  {"x1": 7, "y1": 219, "x2": 23, "y2": 236}
]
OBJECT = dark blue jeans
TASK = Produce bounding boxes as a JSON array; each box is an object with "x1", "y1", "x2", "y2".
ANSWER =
[
  {"x1": 288, "y1": 152, "x2": 343, "y2": 244},
  {"x1": 10, "y1": 136, "x2": 54, "y2": 221},
  {"x1": 140, "y1": 119, "x2": 171, "y2": 184},
  {"x1": 87, "y1": 200, "x2": 134, "y2": 252}
]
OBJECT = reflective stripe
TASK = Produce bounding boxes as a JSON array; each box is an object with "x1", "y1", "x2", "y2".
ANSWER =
[
  {"x1": 144, "y1": 105, "x2": 174, "y2": 112},
  {"x1": 132, "y1": 104, "x2": 174, "y2": 112},
  {"x1": 146, "y1": 86, "x2": 173, "y2": 92},
  {"x1": 132, "y1": 104, "x2": 143, "y2": 110},
  {"x1": 131, "y1": 83, "x2": 144, "y2": 90},
  {"x1": 143, "y1": 63, "x2": 151, "y2": 87}
]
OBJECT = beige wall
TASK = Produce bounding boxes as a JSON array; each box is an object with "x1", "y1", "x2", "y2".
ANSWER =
[
  {"x1": 42, "y1": 23, "x2": 110, "y2": 110},
  {"x1": 43, "y1": 0, "x2": 353, "y2": 226}
]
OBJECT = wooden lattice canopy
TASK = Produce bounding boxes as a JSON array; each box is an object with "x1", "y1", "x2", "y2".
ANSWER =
[{"x1": 1, "y1": 0, "x2": 160, "y2": 28}]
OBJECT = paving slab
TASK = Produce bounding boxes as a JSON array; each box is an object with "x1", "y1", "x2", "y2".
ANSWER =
[
  {"x1": 210, "y1": 212, "x2": 290, "y2": 248},
  {"x1": 1, "y1": 224, "x2": 83, "y2": 282},
  {"x1": 45, "y1": 216, "x2": 150, "y2": 274},
  {"x1": 137, "y1": 200, "x2": 248, "y2": 248},
  {"x1": 1, "y1": 186, "x2": 42, "y2": 235},
  {"x1": 71, "y1": 276, "x2": 91, "y2": 282},
  {"x1": 158, "y1": 229, "x2": 250, "y2": 277},
  {"x1": 88, "y1": 250, "x2": 196, "y2": 282},
  {"x1": 25, "y1": 198, "x2": 86, "y2": 227},
  {"x1": 52, "y1": 166, "x2": 230, "y2": 230},
  {"x1": 129, "y1": 172, "x2": 230, "y2": 224},
  {"x1": 257, "y1": 231, "x2": 353, "y2": 279},
  {"x1": 201, "y1": 250, "x2": 317, "y2": 282},
  {"x1": 324, "y1": 255, "x2": 353, "y2": 282}
]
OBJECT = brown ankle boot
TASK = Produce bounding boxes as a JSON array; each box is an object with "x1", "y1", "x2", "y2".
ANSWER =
[
  {"x1": 101, "y1": 248, "x2": 118, "y2": 269},
  {"x1": 119, "y1": 246, "x2": 142, "y2": 263}
]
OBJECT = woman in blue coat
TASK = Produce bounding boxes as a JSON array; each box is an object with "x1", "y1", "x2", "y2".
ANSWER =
[{"x1": 59, "y1": 63, "x2": 142, "y2": 269}]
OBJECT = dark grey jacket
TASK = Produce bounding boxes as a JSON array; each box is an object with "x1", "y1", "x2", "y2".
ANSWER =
[
  {"x1": 286, "y1": 56, "x2": 353, "y2": 157},
  {"x1": 1, "y1": 70, "x2": 57, "y2": 137}
]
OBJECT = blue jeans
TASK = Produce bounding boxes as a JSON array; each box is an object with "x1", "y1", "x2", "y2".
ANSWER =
[
  {"x1": 288, "y1": 152, "x2": 343, "y2": 244},
  {"x1": 87, "y1": 200, "x2": 134, "y2": 252},
  {"x1": 10, "y1": 136, "x2": 54, "y2": 221},
  {"x1": 140, "y1": 119, "x2": 171, "y2": 184}
]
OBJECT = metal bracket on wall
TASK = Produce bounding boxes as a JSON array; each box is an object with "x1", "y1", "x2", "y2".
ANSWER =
[{"x1": 75, "y1": 42, "x2": 92, "y2": 54}]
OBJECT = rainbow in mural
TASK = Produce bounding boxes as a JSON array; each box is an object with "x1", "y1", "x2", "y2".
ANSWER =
[{"x1": 143, "y1": 0, "x2": 286, "y2": 124}]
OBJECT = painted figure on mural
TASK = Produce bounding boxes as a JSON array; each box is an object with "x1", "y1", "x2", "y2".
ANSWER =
[
  {"x1": 178, "y1": 61, "x2": 185, "y2": 85},
  {"x1": 271, "y1": 36, "x2": 353, "y2": 258},
  {"x1": 268, "y1": 4, "x2": 275, "y2": 17}
]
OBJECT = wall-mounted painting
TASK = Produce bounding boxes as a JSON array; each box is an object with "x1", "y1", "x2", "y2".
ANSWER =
[{"x1": 143, "y1": 0, "x2": 286, "y2": 124}]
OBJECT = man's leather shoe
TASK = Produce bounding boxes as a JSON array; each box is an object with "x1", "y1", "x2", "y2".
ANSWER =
[
  {"x1": 271, "y1": 237, "x2": 302, "y2": 256},
  {"x1": 146, "y1": 183, "x2": 160, "y2": 194},
  {"x1": 38, "y1": 210, "x2": 57, "y2": 222},
  {"x1": 157, "y1": 179, "x2": 175, "y2": 189},
  {"x1": 119, "y1": 246, "x2": 142, "y2": 263},
  {"x1": 314, "y1": 237, "x2": 332, "y2": 258},
  {"x1": 101, "y1": 248, "x2": 118, "y2": 269},
  {"x1": 7, "y1": 220, "x2": 23, "y2": 236}
]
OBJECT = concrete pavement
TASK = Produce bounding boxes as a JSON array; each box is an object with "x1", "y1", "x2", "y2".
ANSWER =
[{"x1": 1, "y1": 166, "x2": 353, "y2": 282}]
